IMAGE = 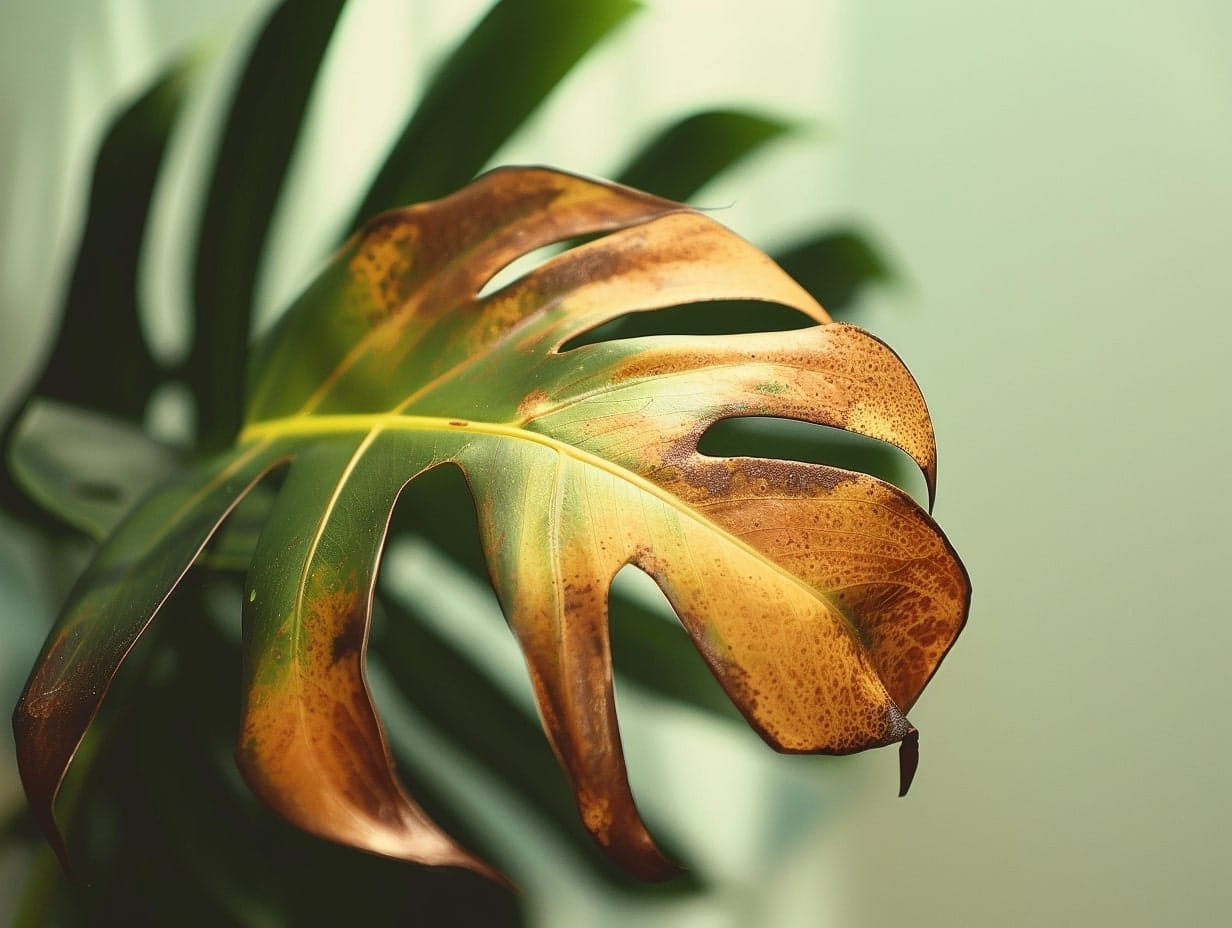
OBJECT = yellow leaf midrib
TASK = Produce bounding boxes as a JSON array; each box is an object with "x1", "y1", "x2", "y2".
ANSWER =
[{"x1": 238, "y1": 412, "x2": 864, "y2": 644}]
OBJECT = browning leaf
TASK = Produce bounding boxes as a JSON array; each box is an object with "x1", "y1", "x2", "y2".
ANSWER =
[
  {"x1": 13, "y1": 167, "x2": 968, "y2": 883},
  {"x1": 236, "y1": 437, "x2": 501, "y2": 881}
]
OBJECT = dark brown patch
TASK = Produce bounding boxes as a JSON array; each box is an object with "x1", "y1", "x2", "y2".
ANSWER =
[
  {"x1": 898, "y1": 726, "x2": 920, "y2": 797},
  {"x1": 330, "y1": 607, "x2": 365, "y2": 664}
]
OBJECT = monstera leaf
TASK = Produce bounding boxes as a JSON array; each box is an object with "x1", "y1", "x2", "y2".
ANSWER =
[{"x1": 13, "y1": 167, "x2": 968, "y2": 883}]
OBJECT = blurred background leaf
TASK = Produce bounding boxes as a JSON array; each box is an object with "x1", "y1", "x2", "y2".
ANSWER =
[
  {"x1": 773, "y1": 230, "x2": 891, "y2": 318},
  {"x1": 615, "y1": 108, "x2": 797, "y2": 203},
  {"x1": 188, "y1": 0, "x2": 348, "y2": 451},
  {"x1": 19, "y1": 61, "x2": 191, "y2": 422},
  {"x1": 0, "y1": 61, "x2": 191, "y2": 532},
  {"x1": 350, "y1": 0, "x2": 639, "y2": 226}
]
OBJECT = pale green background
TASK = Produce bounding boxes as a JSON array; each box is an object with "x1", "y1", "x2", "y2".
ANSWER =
[
  {"x1": 826, "y1": 4, "x2": 1232, "y2": 925},
  {"x1": 2, "y1": 1, "x2": 1230, "y2": 926}
]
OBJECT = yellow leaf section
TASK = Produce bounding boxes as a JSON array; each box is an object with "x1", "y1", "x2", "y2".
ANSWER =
[
  {"x1": 238, "y1": 569, "x2": 494, "y2": 876},
  {"x1": 474, "y1": 210, "x2": 831, "y2": 357},
  {"x1": 660, "y1": 459, "x2": 967, "y2": 713},
  {"x1": 234, "y1": 434, "x2": 499, "y2": 880},
  {"x1": 568, "y1": 455, "x2": 912, "y2": 754},
  {"x1": 461, "y1": 436, "x2": 914, "y2": 879}
]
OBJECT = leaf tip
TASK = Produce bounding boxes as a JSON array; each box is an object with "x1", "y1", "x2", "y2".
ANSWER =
[
  {"x1": 12, "y1": 702, "x2": 79, "y2": 880},
  {"x1": 435, "y1": 845, "x2": 516, "y2": 891},
  {"x1": 898, "y1": 726, "x2": 920, "y2": 797},
  {"x1": 612, "y1": 838, "x2": 686, "y2": 883}
]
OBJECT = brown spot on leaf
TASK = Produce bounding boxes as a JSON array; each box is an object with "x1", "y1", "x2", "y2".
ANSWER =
[
  {"x1": 517, "y1": 389, "x2": 552, "y2": 421},
  {"x1": 349, "y1": 219, "x2": 420, "y2": 324},
  {"x1": 330, "y1": 606, "x2": 365, "y2": 664}
]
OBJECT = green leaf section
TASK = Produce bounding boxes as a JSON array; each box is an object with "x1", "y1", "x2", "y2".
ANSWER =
[
  {"x1": 188, "y1": 0, "x2": 348, "y2": 451},
  {"x1": 4, "y1": 397, "x2": 275, "y2": 570},
  {"x1": 351, "y1": 0, "x2": 639, "y2": 226},
  {"x1": 236, "y1": 430, "x2": 500, "y2": 879}
]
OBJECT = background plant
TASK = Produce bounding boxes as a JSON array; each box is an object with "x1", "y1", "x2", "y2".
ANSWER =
[
  {"x1": 0, "y1": 1, "x2": 930, "y2": 925},
  {"x1": 5, "y1": 3, "x2": 1220, "y2": 926}
]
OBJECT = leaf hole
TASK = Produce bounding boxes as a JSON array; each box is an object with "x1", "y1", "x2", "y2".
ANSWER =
[
  {"x1": 608, "y1": 565, "x2": 742, "y2": 724},
  {"x1": 697, "y1": 416, "x2": 926, "y2": 503},
  {"x1": 559, "y1": 299, "x2": 816, "y2": 352},
  {"x1": 387, "y1": 463, "x2": 491, "y2": 589},
  {"x1": 475, "y1": 240, "x2": 573, "y2": 300},
  {"x1": 143, "y1": 380, "x2": 195, "y2": 449},
  {"x1": 202, "y1": 462, "x2": 286, "y2": 572}
]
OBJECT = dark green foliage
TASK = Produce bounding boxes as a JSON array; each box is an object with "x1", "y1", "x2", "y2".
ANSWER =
[
  {"x1": 617, "y1": 108, "x2": 795, "y2": 202},
  {"x1": 775, "y1": 229, "x2": 892, "y2": 317},
  {"x1": 351, "y1": 0, "x2": 639, "y2": 227},
  {"x1": 189, "y1": 0, "x2": 349, "y2": 451},
  {"x1": 0, "y1": 63, "x2": 190, "y2": 532}
]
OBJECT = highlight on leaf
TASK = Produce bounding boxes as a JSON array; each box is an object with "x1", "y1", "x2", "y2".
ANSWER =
[{"x1": 13, "y1": 166, "x2": 969, "y2": 884}]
